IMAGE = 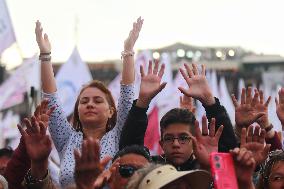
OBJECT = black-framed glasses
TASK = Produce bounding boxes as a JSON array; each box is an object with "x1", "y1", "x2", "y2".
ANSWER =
[
  {"x1": 162, "y1": 135, "x2": 191, "y2": 145},
  {"x1": 119, "y1": 165, "x2": 138, "y2": 178}
]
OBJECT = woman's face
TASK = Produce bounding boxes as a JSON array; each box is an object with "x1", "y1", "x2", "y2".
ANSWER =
[
  {"x1": 268, "y1": 161, "x2": 284, "y2": 189},
  {"x1": 78, "y1": 87, "x2": 113, "y2": 127}
]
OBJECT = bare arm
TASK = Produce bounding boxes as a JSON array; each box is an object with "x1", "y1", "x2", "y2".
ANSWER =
[
  {"x1": 121, "y1": 17, "x2": 143, "y2": 85},
  {"x1": 35, "y1": 20, "x2": 57, "y2": 93}
]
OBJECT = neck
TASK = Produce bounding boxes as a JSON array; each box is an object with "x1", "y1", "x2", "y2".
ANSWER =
[{"x1": 82, "y1": 123, "x2": 106, "y2": 140}]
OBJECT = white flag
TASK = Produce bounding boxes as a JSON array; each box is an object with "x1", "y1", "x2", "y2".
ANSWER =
[
  {"x1": 0, "y1": 0, "x2": 16, "y2": 54},
  {"x1": 219, "y1": 77, "x2": 235, "y2": 125},
  {"x1": 56, "y1": 47, "x2": 92, "y2": 116},
  {"x1": 0, "y1": 56, "x2": 37, "y2": 110}
]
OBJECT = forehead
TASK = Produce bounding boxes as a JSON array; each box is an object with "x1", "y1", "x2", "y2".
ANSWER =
[
  {"x1": 271, "y1": 161, "x2": 284, "y2": 174},
  {"x1": 80, "y1": 87, "x2": 107, "y2": 98},
  {"x1": 162, "y1": 123, "x2": 192, "y2": 136},
  {"x1": 117, "y1": 153, "x2": 149, "y2": 166}
]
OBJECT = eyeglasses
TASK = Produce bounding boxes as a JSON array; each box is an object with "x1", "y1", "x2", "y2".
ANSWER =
[
  {"x1": 119, "y1": 165, "x2": 138, "y2": 178},
  {"x1": 162, "y1": 135, "x2": 191, "y2": 145}
]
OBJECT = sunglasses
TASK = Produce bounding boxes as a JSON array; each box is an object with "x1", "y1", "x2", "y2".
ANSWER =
[{"x1": 119, "y1": 165, "x2": 138, "y2": 178}]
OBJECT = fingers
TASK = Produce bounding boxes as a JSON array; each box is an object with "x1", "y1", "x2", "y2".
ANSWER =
[
  {"x1": 192, "y1": 64, "x2": 199, "y2": 75},
  {"x1": 251, "y1": 90, "x2": 259, "y2": 107},
  {"x1": 215, "y1": 125, "x2": 224, "y2": 142},
  {"x1": 231, "y1": 94, "x2": 239, "y2": 108},
  {"x1": 194, "y1": 120, "x2": 202, "y2": 138},
  {"x1": 201, "y1": 64, "x2": 206, "y2": 75},
  {"x1": 191, "y1": 136, "x2": 199, "y2": 153},
  {"x1": 17, "y1": 124, "x2": 28, "y2": 138},
  {"x1": 208, "y1": 118, "x2": 216, "y2": 137},
  {"x1": 157, "y1": 82, "x2": 167, "y2": 93},
  {"x1": 241, "y1": 88, "x2": 246, "y2": 104},
  {"x1": 158, "y1": 64, "x2": 165, "y2": 78},
  {"x1": 246, "y1": 87, "x2": 252, "y2": 104},
  {"x1": 140, "y1": 65, "x2": 145, "y2": 78},
  {"x1": 147, "y1": 60, "x2": 153, "y2": 75},
  {"x1": 252, "y1": 126, "x2": 260, "y2": 142},
  {"x1": 240, "y1": 127, "x2": 247, "y2": 148},
  {"x1": 178, "y1": 87, "x2": 191, "y2": 97},
  {"x1": 184, "y1": 64, "x2": 193, "y2": 78},
  {"x1": 100, "y1": 156, "x2": 112, "y2": 168},
  {"x1": 247, "y1": 125, "x2": 254, "y2": 143},
  {"x1": 179, "y1": 68, "x2": 191, "y2": 87},
  {"x1": 259, "y1": 129, "x2": 266, "y2": 144},
  {"x1": 265, "y1": 96, "x2": 271, "y2": 107},
  {"x1": 201, "y1": 115, "x2": 209, "y2": 136},
  {"x1": 153, "y1": 59, "x2": 159, "y2": 75}
]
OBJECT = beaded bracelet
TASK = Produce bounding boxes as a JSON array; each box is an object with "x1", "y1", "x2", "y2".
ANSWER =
[{"x1": 121, "y1": 50, "x2": 135, "y2": 59}]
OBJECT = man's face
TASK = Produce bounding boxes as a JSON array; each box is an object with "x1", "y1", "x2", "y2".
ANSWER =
[
  {"x1": 109, "y1": 153, "x2": 149, "y2": 189},
  {"x1": 268, "y1": 161, "x2": 284, "y2": 189},
  {"x1": 0, "y1": 156, "x2": 10, "y2": 175},
  {"x1": 160, "y1": 123, "x2": 193, "y2": 166}
]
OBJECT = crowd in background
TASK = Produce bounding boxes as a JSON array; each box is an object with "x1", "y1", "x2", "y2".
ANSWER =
[{"x1": 0, "y1": 17, "x2": 283, "y2": 189}]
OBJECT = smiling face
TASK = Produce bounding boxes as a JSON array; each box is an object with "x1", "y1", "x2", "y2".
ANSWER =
[
  {"x1": 77, "y1": 87, "x2": 114, "y2": 128},
  {"x1": 160, "y1": 123, "x2": 193, "y2": 166}
]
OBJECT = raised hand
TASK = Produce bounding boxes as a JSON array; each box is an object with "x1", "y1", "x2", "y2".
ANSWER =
[
  {"x1": 230, "y1": 148, "x2": 256, "y2": 189},
  {"x1": 136, "y1": 60, "x2": 167, "y2": 108},
  {"x1": 34, "y1": 99, "x2": 54, "y2": 125},
  {"x1": 74, "y1": 138, "x2": 112, "y2": 189},
  {"x1": 18, "y1": 116, "x2": 52, "y2": 162},
  {"x1": 192, "y1": 116, "x2": 223, "y2": 168},
  {"x1": 240, "y1": 125, "x2": 270, "y2": 166},
  {"x1": 275, "y1": 88, "x2": 284, "y2": 127},
  {"x1": 179, "y1": 95, "x2": 196, "y2": 114},
  {"x1": 252, "y1": 89, "x2": 271, "y2": 128},
  {"x1": 232, "y1": 87, "x2": 266, "y2": 128},
  {"x1": 124, "y1": 17, "x2": 143, "y2": 51},
  {"x1": 35, "y1": 20, "x2": 51, "y2": 53},
  {"x1": 178, "y1": 64, "x2": 215, "y2": 106}
]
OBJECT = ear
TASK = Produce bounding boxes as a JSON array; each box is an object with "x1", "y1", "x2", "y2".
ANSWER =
[{"x1": 108, "y1": 107, "x2": 115, "y2": 118}]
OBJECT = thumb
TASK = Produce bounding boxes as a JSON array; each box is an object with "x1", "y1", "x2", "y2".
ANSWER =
[
  {"x1": 100, "y1": 156, "x2": 112, "y2": 168},
  {"x1": 191, "y1": 136, "x2": 198, "y2": 153},
  {"x1": 253, "y1": 112, "x2": 266, "y2": 121},
  {"x1": 157, "y1": 82, "x2": 167, "y2": 93},
  {"x1": 178, "y1": 87, "x2": 191, "y2": 97}
]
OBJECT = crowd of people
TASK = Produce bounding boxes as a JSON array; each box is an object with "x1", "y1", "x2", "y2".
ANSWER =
[{"x1": 0, "y1": 17, "x2": 283, "y2": 189}]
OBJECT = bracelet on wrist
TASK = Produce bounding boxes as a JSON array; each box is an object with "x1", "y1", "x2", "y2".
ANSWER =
[
  {"x1": 121, "y1": 50, "x2": 134, "y2": 59},
  {"x1": 39, "y1": 52, "x2": 51, "y2": 56},
  {"x1": 25, "y1": 169, "x2": 48, "y2": 184},
  {"x1": 39, "y1": 56, "x2": 51, "y2": 62}
]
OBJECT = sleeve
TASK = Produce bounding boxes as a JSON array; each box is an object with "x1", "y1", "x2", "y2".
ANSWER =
[
  {"x1": 203, "y1": 97, "x2": 238, "y2": 152},
  {"x1": 119, "y1": 100, "x2": 149, "y2": 150},
  {"x1": 100, "y1": 84, "x2": 134, "y2": 158},
  {"x1": 265, "y1": 131, "x2": 282, "y2": 151},
  {"x1": 3, "y1": 137, "x2": 30, "y2": 189},
  {"x1": 43, "y1": 92, "x2": 73, "y2": 153}
]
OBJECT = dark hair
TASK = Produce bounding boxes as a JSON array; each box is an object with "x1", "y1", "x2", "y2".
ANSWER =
[
  {"x1": 72, "y1": 80, "x2": 117, "y2": 133},
  {"x1": 258, "y1": 150, "x2": 284, "y2": 189},
  {"x1": 0, "y1": 147, "x2": 13, "y2": 158},
  {"x1": 160, "y1": 108, "x2": 196, "y2": 137},
  {"x1": 113, "y1": 145, "x2": 152, "y2": 162}
]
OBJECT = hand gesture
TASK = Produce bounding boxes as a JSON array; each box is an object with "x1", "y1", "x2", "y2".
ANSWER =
[
  {"x1": 35, "y1": 20, "x2": 51, "y2": 53},
  {"x1": 240, "y1": 125, "x2": 270, "y2": 166},
  {"x1": 18, "y1": 116, "x2": 52, "y2": 162},
  {"x1": 137, "y1": 60, "x2": 167, "y2": 107},
  {"x1": 124, "y1": 17, "x2": 143, "y2": 51},
  {"x1": 180, "y1": 95, "x2": 196, "y2": 114},
  {"x1": 178, "y1": 64, "x2": 215, "y2": 106},
  {"x1": 232, "y1": 87, "x2": 266, "y2": 128},
  {"x1": 93, "y1": 162, "x2": 118, "y2": 189},
  {"x1": 33, "y1": 99, "x2": 54, "y2": 126},
  {"x1": 74, "y1": 138, "x2": 112, "y2": 189},
  {"x1": 230, "y1": 148, "x2": 256, "y2": 188},
  {"x1": 275, "y1": 88, "x2": 284, "y2": 126},
  {"x1": 252, "y1": 89, "x2": 271, "y2": 128},
  {"x1": 192, "y1": 116, "x2": 223, "y2": 168}
]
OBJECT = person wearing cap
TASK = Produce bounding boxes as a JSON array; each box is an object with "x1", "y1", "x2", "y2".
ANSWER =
[{"x1": 126, "y1": 164, "x2": 211, "y2": 189}]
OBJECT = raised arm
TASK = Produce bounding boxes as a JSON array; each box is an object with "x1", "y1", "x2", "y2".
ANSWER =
[
  {"x1": 35, "y1": 20, "x2": 56, "y2": 93},
  {"x1": 119, "y1": 60, "x2": 166, "y2": 149},
  {"x1": 179, "y1": 64, "x2": 237, "y2": 152},
  {"x1": 121, "y1": 17, "x2": 143, "y2": 85}
]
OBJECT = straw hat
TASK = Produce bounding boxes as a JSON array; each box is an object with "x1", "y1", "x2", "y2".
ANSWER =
[{"x1": 138, "y1": 165, "x2": 211, "y2": 189}]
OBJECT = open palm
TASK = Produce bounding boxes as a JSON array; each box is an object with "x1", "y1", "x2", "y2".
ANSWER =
[
  {"x1": 35, "y1": 20, "x2": 51, "y2": 53},
  {"x1": 124, "y1": 17, "x2": 143, "y2": 51}
]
